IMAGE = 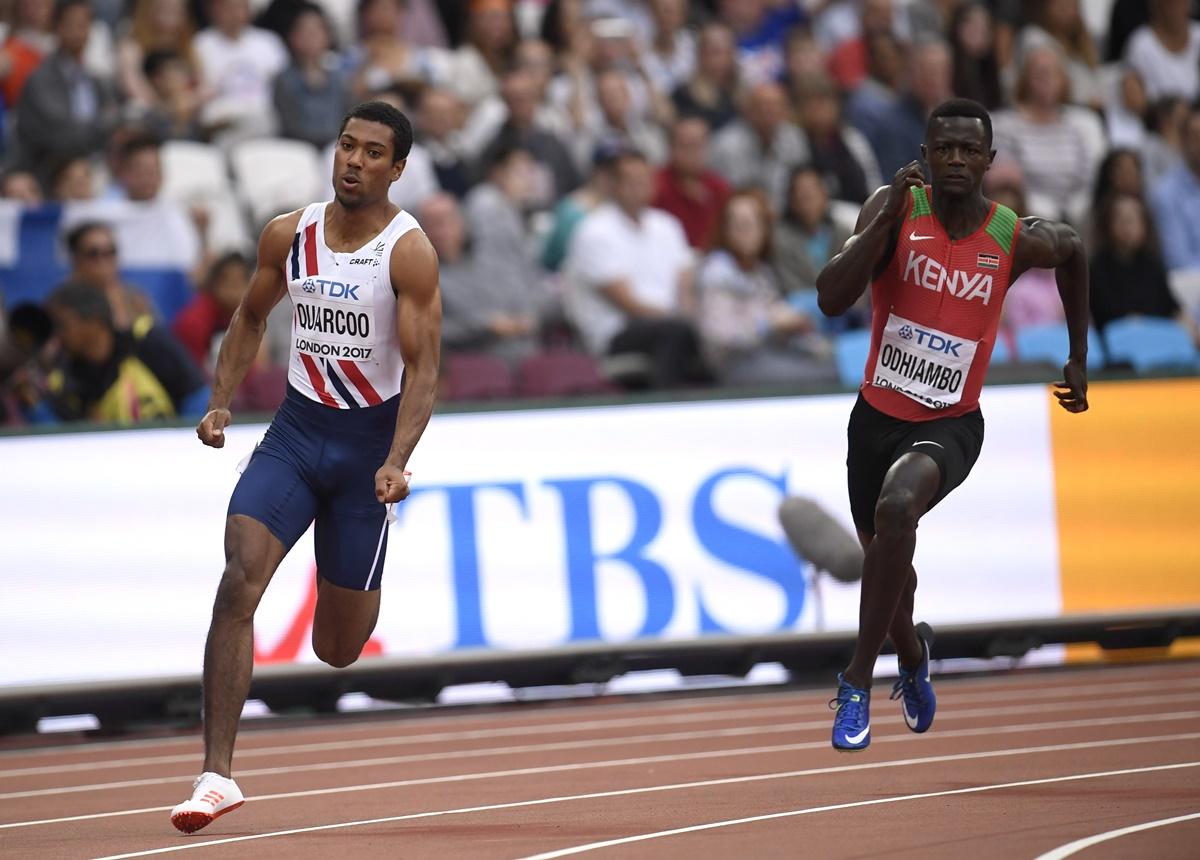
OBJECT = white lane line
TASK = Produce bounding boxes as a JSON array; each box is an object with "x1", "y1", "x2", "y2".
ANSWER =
[
  {"x1": 1033, "y1": 811, "x2": 1200, "y2": 860},
  {"x1": 5, "y1": 661, "x2": 1193, "y2": 765},
  {"x1": 7, "y1": 699, "x2": 1200, "y2": 801},
  {"x1": 7, "y1": 675, "x2": 1197, "y2": 779},
  {"x1": 77, "y1": 741, "x2": 1200, "y2": 859},
  {"x1": 6, "y1": 726, "x2": 1200, "y2": 833},
  {"x1": 515, "y1": 763, "x2": 1200, "y2": 860}
]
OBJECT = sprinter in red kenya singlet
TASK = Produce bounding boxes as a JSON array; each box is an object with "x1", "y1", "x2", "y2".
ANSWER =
[{"x1": 814, "y1": 98, "x2": 1090, "y2": 752}]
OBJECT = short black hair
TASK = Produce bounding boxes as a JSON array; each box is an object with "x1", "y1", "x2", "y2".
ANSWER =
[
  {"x1": 927, "y1": 98, "x2": 993, "y2": 147},
  {"x1": 118, "y1": 133, "x2": 162, "y2": 164},
  {"x1": 204, "y1": 251, "x2": 250, "y2": 290},
  {"x1": 339, "y1": 101, "x2": 413, "y2": 163},
  {"x1": 48, "y1": 282, "x2": 114, "y2": 329},
  {"x1": 65, "y1": 221, "x2": 115, "y2": 256},
  {"x1": 8, "y1": 302, "x2": 54, "y2": 348},
  {"x1": 53, "y1": 0, "x2": 89, "y2": 26},
  {"x1": 481, "y1": 134, "x2": 532, "y2": 176}
]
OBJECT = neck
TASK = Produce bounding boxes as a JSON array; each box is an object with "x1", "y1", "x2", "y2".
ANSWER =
[
  {"x1": 733, "y1": 251, "x2": 757, "y2": 271},
  {"x1": 1023, "y1": 103, "x2": 1059, "y2": 123},
  {"x1": 618, "y1": 201, "x2": 642, "y2": 222},
  {"x1": 931, "y1": 188, "x2": 991, "y2": 239},
  {"x1": 327, "y1": 199, "x2": 397, "y2": 248}
]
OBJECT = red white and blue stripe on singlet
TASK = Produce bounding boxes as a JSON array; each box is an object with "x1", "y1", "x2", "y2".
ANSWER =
[{"x1": 289, "y1": 221, "x2": 384, "y2": 409}]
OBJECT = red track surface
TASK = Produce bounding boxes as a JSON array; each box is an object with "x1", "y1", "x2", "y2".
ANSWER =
[{"x1": 2, "y1": 660, "x2": 1198, "y2": 859}]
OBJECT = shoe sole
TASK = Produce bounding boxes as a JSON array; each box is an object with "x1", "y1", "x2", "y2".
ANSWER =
[
  {"x1": 171, "y1": 800, "x2": 244, "y2": 835},
  {"x1": 834, "y1": 744, "x2": 870, "y2": 753}
]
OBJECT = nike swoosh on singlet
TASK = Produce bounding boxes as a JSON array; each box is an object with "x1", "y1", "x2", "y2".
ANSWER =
[{"x1": 909, "y1": 231, "x2": 935, "y2": 241}]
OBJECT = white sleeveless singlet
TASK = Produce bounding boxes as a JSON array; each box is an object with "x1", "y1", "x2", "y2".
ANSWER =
[{"x1": 285, "y1": 202, "x2": 421, "y2": 408}]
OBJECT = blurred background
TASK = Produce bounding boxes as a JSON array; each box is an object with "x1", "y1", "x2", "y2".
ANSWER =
[{"x1": 0, "y1": 0, "x2": 1197, "y2": 734}]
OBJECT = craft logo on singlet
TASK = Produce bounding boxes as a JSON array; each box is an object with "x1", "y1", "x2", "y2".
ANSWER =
[
  {"x1": 903, "y1": 250, "x2": 993, "y2": 305},
  {"x1": 874, "y1": 313, "x2": 978, "y2": 409}
]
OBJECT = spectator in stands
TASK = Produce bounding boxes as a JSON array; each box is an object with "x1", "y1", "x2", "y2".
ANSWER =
[
  {"x1": 827, "y1": 0, "x2": 896, "y2": 93},
  {"x1": 1092, "y1": 149, "x2": 1145, "y2": 216},
  {"x1": 949, "y1": 1, "x2": 1001, "y2": 110},
  {"x1": 416, "y1": 85, "x2": 472, "y2": 198},
  {"x1": 718, "y1": 0, "x2": 804, "y2": 87},
  {"x1": 1, "y1": 170, "x2": 44, "y2": 205},
  {"x1": 462, "y1": 142, "x2": 550, "y2": 337},
  {"x1": 193, "y1": 0, "x2": 288, "y2": 143},
  {"x1": 697, "y1": 190, "x2": 832, "y2": 386},
  {"x1": 136, "y1": 49, "x2": 204, "y2": 140},
  {"x1": 65, "y1": 221, "x2": 154, "y2": 330},
  {"x1": 565, "y1": 150, "x2": 710, "y2": 389},
  {"x1": 171, "y1": 249, "x2": 246, "y2": 366},
  {"x1": 348, "y1": 0, "x2": 437, "y2": 100},
  {"x1": 427, "y1": 192, "x2": 539, "y2": 363},
  {"x1": 652, "y1": 115, "x2": 730, "y2": 250},
  {"x1": 671, "y1": 22, "x2": 738, "y2": 131},
  {"x1": 1143, "y1": 96, "x2": 1188, "y2": 187},
  {"x1": 443, "y1": 0, "x2": 515, "y2": 110},
  {"x1": 49, "y1": 155, "x2": 98, "y2": 201},
  {"x1": 773, "y1": 165, "x2": 853, "y2": 305},
  {"x1": 1018, "y1": 0, "x2": 1100, "y2": 108},
  {"x1": 481, "y1": 68, "x2": 581, "y2": 206},
  {"x1": 1091, "y1": 193, "x2": 1196, "y2": 344},
  {"x1": 588, "y1": 67, "x2": 667, "y2": 166},
  {"x1": 39, "y1": 281, "x2": 208, "y2": 423},
  {"x1": 843, "y1": 31, "x2": 915, "y2": 179},
  {"x1": 1106, "y1": 66, "x2": 1150, "y2": 150},
  {"x1": 10, "y1": 0, "x2": 118, "y2": 188},
  {"x1": 992, "y1": 44, "x2": 1105, "y2": 225},
  {"x1": 640, "y1": 0, "x2": 694, "y2": 96},
  {"x1": 781, "y1": 26, "x2": 828, "y2": 102},
  {"x1": 1124, "y1": 0, "x2": 1200, "y2": 104},
  {"x1": 542, "y1": 142, "x2": 619, "y2": 271},
  {"x1": 0, "y1": 0, "x2": 54, "y2": 107},
  {"x1": 273, "y1": 3, "x2": 351, "y2": 149},
  {"x1": 794, "y1": 74, "x2": 878, "y2": 205},
  {"x1": 710, "y1": 81, "x2": 810, "y2": 211},
  {"x1": 116, "y1": 0, "x2": 199, "y2": 109},
  {"x1": 1152, "y1": 103, "x2": 1200, "y2": 272}
]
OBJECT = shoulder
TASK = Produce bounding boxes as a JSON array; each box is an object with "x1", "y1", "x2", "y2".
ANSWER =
[
  {"x1": 258, "y1": 207, "x2": 306, "y2": 259},
  {"x1": 698, "y1": 250, "x2": 739, "y2": 283},
  {"x1": 1124, "y1": 26, "x2": 1156, "y2": 57},
  {"x1": 389, "y1": 228, "x2": 439, "y2": 295}
]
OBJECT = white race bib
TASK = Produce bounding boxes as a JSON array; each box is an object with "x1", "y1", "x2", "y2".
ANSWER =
[
  {"x1": 291, "y1": 274, "x2": 377, "y2": 361},
  {"x1": 872, "y1": 313, "x2": 977, "y2": 410}
]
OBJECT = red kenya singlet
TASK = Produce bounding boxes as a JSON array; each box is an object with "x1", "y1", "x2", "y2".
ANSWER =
[{"x1": 860, "y1": 185, "x2": 1020, "y2": 421}]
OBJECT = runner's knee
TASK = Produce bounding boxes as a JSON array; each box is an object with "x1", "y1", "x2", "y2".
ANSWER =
[
  {"x1": 312, "y1": 634, "x2": 364, "y2": 669},
  {"x1": 212, "y1": 559, "x2": 269, "y2": 622},
  {"x1": 874, "y1": 488, "x2": 921, "y2": 537}
]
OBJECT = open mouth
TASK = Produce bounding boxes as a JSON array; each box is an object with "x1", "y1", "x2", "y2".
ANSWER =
[{"x1": 340, "y1": 175, "x2": 361, "y2": 190}]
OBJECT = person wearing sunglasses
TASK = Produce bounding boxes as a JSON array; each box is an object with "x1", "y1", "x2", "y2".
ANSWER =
[{"x1": 64, "y1": 221, "x2": 155, "y2": 331}]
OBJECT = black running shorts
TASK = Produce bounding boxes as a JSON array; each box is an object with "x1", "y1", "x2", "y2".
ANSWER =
[{"x1": 846, "y1": 393, "x2": 985, "y2": 536}]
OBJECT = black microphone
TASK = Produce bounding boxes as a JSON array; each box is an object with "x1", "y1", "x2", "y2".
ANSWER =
[{"x1": 778, "y1": 496, "x2": 864, "y2": 584}]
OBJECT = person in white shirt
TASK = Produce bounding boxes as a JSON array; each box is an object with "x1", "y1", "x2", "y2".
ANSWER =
[
  {"x1": 565, "y1": 149, "x2": 710, "y2": 388},
  {"x1": 193, "y1": 0, "x2": 288, "y2": 143},
  {"x1": 1124, "y1": 0, "x2": 1200, "y2": 102}
]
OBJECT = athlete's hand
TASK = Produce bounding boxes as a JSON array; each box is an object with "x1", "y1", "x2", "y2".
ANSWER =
[
  {"x1": 1053, "y1": 358, "x2": 1089, "y2": 413},
  {"x1": 883, "y1": 161, "x2": 927, "y2": 222},
  {"x1": 197, "y1": 408, "x2": 232, "y2": 448},
  {"x1": 375, "y1": 464, "x2": 411, "y2": 503}
]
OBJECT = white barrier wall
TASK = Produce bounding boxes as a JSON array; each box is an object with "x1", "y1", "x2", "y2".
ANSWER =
[{"x1": 0, "y1": 386, "x2": 1062, "y2": 687}]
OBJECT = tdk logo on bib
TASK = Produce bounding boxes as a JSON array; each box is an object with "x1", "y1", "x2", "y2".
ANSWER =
[
  {"x1": 300, "y1": 278, "x2": 360, "y2": 300},
  {"x1": 911, "y1": 328, "x2": 962, "y2": 356}
]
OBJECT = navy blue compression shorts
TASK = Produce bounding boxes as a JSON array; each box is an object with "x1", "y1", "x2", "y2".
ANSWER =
[{"x1": 228, "y1": 384, "x2": 401, "y2": 591}]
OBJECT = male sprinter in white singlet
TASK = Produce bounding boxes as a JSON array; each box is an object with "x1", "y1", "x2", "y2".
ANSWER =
[{"x1": 170, "y1": 102, "x2": 441, "y2": 833}]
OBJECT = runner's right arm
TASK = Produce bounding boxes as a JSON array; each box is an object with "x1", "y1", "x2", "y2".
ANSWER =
[
  {"x1": 816, "y1": 161, "x2": 925, "y2": 316},
  {"x1": 196, "y1": 212, "x2": 298, "y2": 448}
]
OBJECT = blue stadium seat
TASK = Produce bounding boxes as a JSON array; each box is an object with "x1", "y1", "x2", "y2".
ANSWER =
[
  {"x1": 834, "y1": 330, "x2": 873, "y2": 387},
  {"x1": 990, "y1": 336, "x2": 1012, "y2": 364},
  {"x1": 1014, "y1": 323, "x2": 1104, "y2": 369},
  {"x1": 1103, "y1": 317, "x2": 1199, "y2": 372}
]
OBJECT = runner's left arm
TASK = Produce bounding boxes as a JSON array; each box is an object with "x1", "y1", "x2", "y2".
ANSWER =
[
  {"x1": 1014, "y1": 217, "x2": 1089, "y2": 414},
  {"x1": 376, "y1": 230, "x2": 442, "y2": 503}
]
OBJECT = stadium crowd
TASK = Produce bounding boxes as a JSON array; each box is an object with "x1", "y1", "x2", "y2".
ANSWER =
[{"x1": 0, "y1": 0, "x2": 1198, "y2": 425}]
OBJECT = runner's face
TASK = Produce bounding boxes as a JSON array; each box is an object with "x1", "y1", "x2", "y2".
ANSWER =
[
  {"x1": 922, "y1": 118, "x2": 994, "y2": 197},
  {"x1": 333, "y1": 118, "x2": 404, "y2": 208}
]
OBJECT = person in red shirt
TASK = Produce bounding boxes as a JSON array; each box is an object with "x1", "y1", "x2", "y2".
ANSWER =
[
  {"x1": 652, "y1": 115, "x2": 730, "y2": 250},
  {"x1": 815, "y1": 98, "x2": 1089, "y2": 752},
  {"x1": 172, "y1": 252, "x2": 250, "y2": 367}
]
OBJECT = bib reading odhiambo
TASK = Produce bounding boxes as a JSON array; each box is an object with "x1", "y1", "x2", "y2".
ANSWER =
[{"x1": 861, "y1": 186, "x2": 1020, "y2": 421}]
